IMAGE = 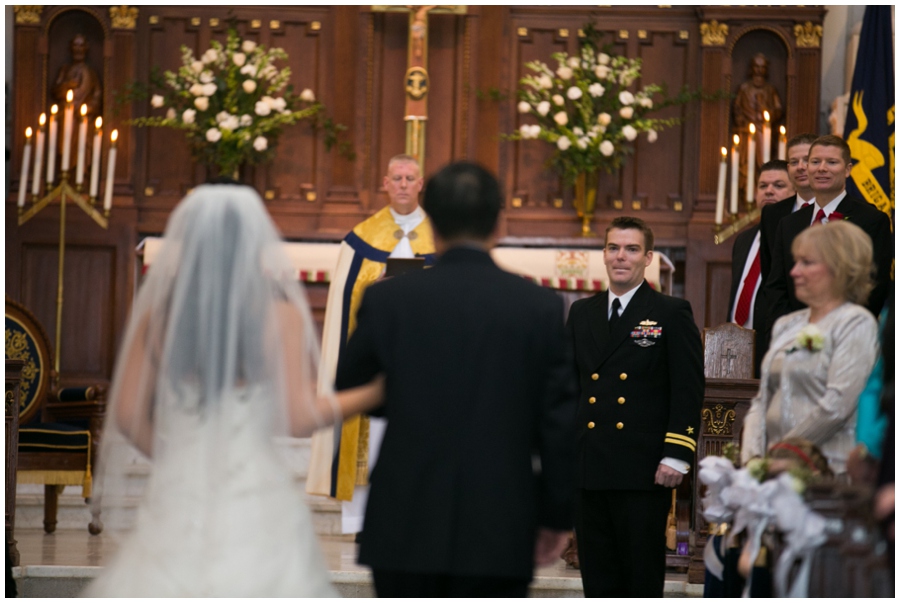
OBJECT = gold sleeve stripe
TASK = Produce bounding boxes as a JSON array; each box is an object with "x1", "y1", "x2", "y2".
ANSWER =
[
  {"x1": 664, "y1": 437, "x2": 696, "y2": 452},
  {"x1": 665, "y1": 432, "x2": 697, "y2": 446}
]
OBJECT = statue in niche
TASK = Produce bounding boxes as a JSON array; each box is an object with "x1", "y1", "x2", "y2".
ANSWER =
[
  {"x1": 53, "y1": 34, "x2": 102, "y2": 118},
  {"x1": 733, "y1": 53, "x2": 783, "y2": 130}
]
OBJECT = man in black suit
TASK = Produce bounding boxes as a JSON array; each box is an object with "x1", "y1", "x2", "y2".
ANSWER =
[
  {"x1": 335, "y1": 162, "x2": 577, "y2": 597},
  {"x1": 567, "y1": 216, "x2": 704, "y2": 597},
  {"x1": 728, "y1": 159, "x2": 794, "y2": 375},
  {"x1": 764, "y1": 134, "x2": 893, "y2": 329}
]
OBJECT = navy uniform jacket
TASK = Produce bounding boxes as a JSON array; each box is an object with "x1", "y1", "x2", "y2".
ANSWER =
[{"x1": 566, "y1": 281, "x2": 704, "y2": 490}]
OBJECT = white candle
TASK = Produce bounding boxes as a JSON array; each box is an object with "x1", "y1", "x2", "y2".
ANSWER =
[
  {"x1": 76, "y1": 105, "x2": 88, "y2": 185},
  {"x1": 61, "y1": 90, "x2": 74, "y2": 172},
  {"x1": 715, "y1": 147, "x2": 727, "y2": 225},
  {"x1": 18, "y1": 128, "x2": 33, "y2": 208},
  {"x1": 46, "y1": 105, "x2": 58, "y2": 184},
  {"x1": 31, "y1": 114, "x2": 45, "y2": 196},
  {"x1": 89, "y1": 117, "x2": 103, "y2": 199},
  {"x1": 746, "y1": 124, "x2": 756, "y2": 203},
  {"x1": 730, "y1": 135, "x2": 740, "y2": 215},
  {"x1": 104, "y1": 129, "x2": 118, "y2": 211},
  {"x1": 777, "y1": 126, "x2": 787, "y2": 160},
  {"x1": 762, "y1": 111, "x2": 771, "y2": 163}
]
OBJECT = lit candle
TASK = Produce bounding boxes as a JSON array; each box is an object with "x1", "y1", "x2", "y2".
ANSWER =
[
  {"x1": 778, "y1": 125, "x2": 787, "y2": 160},
  {"x1": 31, "y1": 114, "x2": 45, "y2": 197},
  {"x1": 746, "y1": 124, "x2": 756, "y2": 203},
  {"x1": 75, "y1": 104, "x2": 88, "y2": 186},
  {"x1": 730, "y1": 135, "x2": 740, "y2": 215},
  {"x1": 762, "y1": 110, "x2": 771, "y2": 163},
  {"x1": 104, "y1": 129, "x2": 118, "y2": 211},
  {"x1": 18, "y1": 128, "x2": 33, "y2": 208},
  {"x1": 716, "y1": 147, "x2": 727, "y2": 225},
  {"x1": 89, "y1": 117, "x2": 103, "y2": 199},
  {"x1": 46, "y1": 105, "x2": 59, "y2": 184},
  {"x1": 61, "y1": 90, "x2": 74, "y2": 172}
]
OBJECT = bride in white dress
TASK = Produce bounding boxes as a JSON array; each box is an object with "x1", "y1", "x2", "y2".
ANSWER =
[{"x1": 84, "y1": 184, "x2": 381, "y2": 597}]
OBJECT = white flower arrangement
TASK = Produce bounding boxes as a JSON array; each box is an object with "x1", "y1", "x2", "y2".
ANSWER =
[
  {"x1": 788, "y1": 324, "x2": 825, "y2": 354},
  {"x1": 129, "y1": 28, "x2": 326, "y2": 178}
]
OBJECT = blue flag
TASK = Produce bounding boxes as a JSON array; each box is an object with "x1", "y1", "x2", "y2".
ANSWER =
[{"x1": 843, "y1": 6, "x2": 894, "y2": 221}]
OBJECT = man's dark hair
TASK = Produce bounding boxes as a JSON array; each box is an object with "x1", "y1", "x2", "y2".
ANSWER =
[
  {"x1": 422, "y1": 161, "x2": 501, "y2": 241},
  {"x1": 758, "y1": 159, "x2": 789, "y2": 176},
  {"x1": 786, "y1": 133, "x2": 818, "y2": 152},
  {"x1": 604, "y1": 216, "x2": 654, "y2": 251},
  {"x1": 810, "y1": 134, "x2": 852, "y2": 164}
]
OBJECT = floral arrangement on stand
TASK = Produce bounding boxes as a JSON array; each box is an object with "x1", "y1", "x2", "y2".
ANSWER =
[{"x1": 128, "y1": 27, "x2": 349, "y2": 179}]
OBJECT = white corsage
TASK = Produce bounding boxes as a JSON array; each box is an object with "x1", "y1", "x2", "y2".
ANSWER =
[{"x1": 787, "y1": 324, "x2": 825, "y2": 354}]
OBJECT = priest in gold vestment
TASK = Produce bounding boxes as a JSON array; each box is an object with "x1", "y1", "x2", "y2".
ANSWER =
[{"x1": 306, "y1": 155, "x2": 435, "y2": 534}]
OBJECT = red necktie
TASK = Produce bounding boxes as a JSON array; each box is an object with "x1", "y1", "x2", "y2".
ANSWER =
[
  {"x1": 814, "y1": 208, "x2": 827, "y2": 224},
  {"x1": 734, "y1": 250, "x2": 761, "y2": 326}
]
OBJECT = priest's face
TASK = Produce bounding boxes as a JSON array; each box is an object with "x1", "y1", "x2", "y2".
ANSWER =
[
  {"x1": 384, "y1": 159, "x2": 423, "y2": 215},
  {"x1": 603, "y1": 228, "x2": 652, "y2": 295}
]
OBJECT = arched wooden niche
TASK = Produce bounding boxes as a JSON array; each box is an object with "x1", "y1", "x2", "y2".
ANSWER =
[
  {"x1": 45, "y1": 9, "x2": 106, "y2": 120},
  {"x1": 730, "y1": 29, "x2": 789, "y2": 133}
]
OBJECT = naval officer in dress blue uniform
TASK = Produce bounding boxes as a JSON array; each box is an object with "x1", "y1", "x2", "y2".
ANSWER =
[{"x1": 566, "y1": 216, "x2": 704, "y2": 597}]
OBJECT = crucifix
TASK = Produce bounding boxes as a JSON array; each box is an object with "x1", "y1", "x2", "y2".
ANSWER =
[
  {"x1": 721, "y1": 348, "x2": 737, "y2": 376},
  {"x1": 371, "y1": 5, "x2": 467, "y2": 173}
]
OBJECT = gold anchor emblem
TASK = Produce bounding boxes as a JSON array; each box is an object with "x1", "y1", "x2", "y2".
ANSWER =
[{"x1": 405, "y1": 67, "x2": 429, "y2": 100}]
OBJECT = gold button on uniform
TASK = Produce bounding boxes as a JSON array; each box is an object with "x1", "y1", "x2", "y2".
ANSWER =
[
  {"x1": 588, "y1": 422, "x2": 595, "y2": 429},
  {"x1": 619, "y1": 373, "x2": 627, "y2": 381},
  {"x1": 589, "y1": 396, "x2": 596, "y2": 404},
  {"x1": 618, "y1": 397, "x2": 625, "y2": 405},
  {"x1": 591, "y1": 373, "x2": 599, "y2": 381},
  {"x1": 616, "y1": 422, "x2": 624, "y2": 430}
]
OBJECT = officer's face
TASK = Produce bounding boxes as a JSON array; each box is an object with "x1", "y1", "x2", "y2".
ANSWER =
[
  {"x1": 603, "y1": 228, "x2": 652, "y2": 295},
  {"x1": 383, "y1": 160, "x2": 423, "y2": 216}
]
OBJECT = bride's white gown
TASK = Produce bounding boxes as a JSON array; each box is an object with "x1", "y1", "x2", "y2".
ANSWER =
[{"x1": 84, "y1": 385, "x2": 337, "y2": 597}]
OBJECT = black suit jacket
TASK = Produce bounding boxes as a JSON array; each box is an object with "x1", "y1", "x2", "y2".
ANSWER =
[
  {"x1": 565, "y1": 281, "x2": 704, "y2": 491},
  {"x1": 336, "y1": 246, "x2": 577, "y2": 580},
  {"x1": 759, "y1": 194, "x2": 798, "y2": 281},
  {"x1": 763, "y1": 193, "x2": 893, "y2": 336}
]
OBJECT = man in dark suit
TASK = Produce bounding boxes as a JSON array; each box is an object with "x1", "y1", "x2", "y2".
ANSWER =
[
  {"x1": 728, "y1": 159, "x2": 794, "y2": 375},
  {"x1": 567, "y1": 216, "x2": 704, "y2": 597},
  {"x1": 764, "y1": 134, "x2": 893, "y2": 330},
  {"x1": 335, "y1": 162, "x2": 577, "y2": 597}
]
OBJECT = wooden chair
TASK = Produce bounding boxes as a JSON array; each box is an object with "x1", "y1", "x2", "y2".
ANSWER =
[{"x1": 5, "y1": 298, "x2": 106, "y2": 534}]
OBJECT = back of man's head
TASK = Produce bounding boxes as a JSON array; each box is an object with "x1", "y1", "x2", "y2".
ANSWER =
[{"x1": 422, "y1": 162, "x2": 501, "y2": 242}]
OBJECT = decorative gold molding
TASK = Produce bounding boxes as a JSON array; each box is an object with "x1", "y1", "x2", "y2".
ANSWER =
[
  {"x1": 702, "y1": 404, "x2": 735, "y2": 435},
  {"x1": 306, "y1": 191, "x2": 316, "y2": 202},
  {"x1": 149, "y1": 15, "x2": 159, "y2": 25},
  {"x1": 673, "y1": 201, "x2": 683, "y2": 212},
  {"x1": 632, "y1": 200, "x2": 642, "y2": 211},
  {"x1": 110, "y1": 5, "x2": 138, "y2": 29},
  {"x1": 577, "y1": 28, "x2": 585, "y2": 38},
  {"x1": 251, "y1": 19, "x2": 262, "y2": 29},
  {"x1": 270, "y1": 20, "x2": 281, "y2": 30},
  {"x1": 679, "y1": 29, "x2": 689, "y2": 41},
  {"x1": 14, "y1": 5, "x2": 42, "y2": 24},
  {"x1": 210, "y1": 17, "x2": 220, "y2": 28},
  {"x1": 264, "y1": 190, "x2": 275, "y2": 200},
  {"x1": 517, "y1": 27, "x2": 528, "y2": 37},
  {"x1": 700, "y1": 20, "x2": 728, "y2": 46},
  {"x1": 638, "y1": 30, "x2": 647, "y2": 40},
  {"x1": 618, "y1": 29, "x2": 629, "y2": 39},
  {"x1": 613, "y1": 199, "x2": 623, "y2": 210},
  {"x1": 311, "y1": 21, "x2": 322, "y2": 31},
  {"x1": 144, "y1": 186, "x2": 154, "y2": 197},
  {"x1": 794, "y1": 21, "x2": 823, "y2": 48},
  {"x1": 553, "y1": 198, "x2": 563, "y2": 209},
  {"x1": 190, "y1": 17, "x2": 201, "y2": 27},
  {"x1": 511, "y1": 197, "x2": 522, "y2": 208},
  {"x1": 559, "y1": 28, "x2": 569, "y2": 38}
]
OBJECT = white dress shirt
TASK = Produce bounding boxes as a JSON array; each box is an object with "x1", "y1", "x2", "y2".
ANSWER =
[
  {"x1": 809, "y1": 191, "x2": 846, "y2": 225},
  {"x1": 388, "y1": 206, "x2": 425, "y2": 259}
]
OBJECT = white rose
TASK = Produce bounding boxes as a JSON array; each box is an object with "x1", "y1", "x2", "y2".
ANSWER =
[
  {"x1": 205, "y1": 127, "x2": 222, "y2": 143},
  {"x1": 254, "y1": 100, "x2": 271, "y2": 116},
  {"x1": 271, "y1": 97, "x2": 287, "y2": 112},
  {"x1": 528, "y1": 124, "x2": 542, "y2": 138},
  {"x1": 619, "y1": 106, "x2": 634, "y2": 119},
  {"x1": 194, "y1": 96, "x2": 209, "y2": 111},
  {"x1": 202, "y1": 48, "x2": 218, "y2": 64},
  {"x1": 573, "y1": 127, "x2": 584, "y2": 136},
  {"x1": 216, "y1": 111, "x2": 230, "y2": 124},
  {"x1": 553, "y1": 112, "x2": 568, "y2": 126},
  {"x1": 221, "y1": 115, "x2": 240, "y2": 131},
  {"x1": 597, "y1": 112, "x2": 612, "y2": 126},
  {"x1": 191, "y1": 60, "x2": 204, "y2": 74},
  {"x1": 647, "y1": 129, "x2": 658, "y2": 143},
  {"x1": 597, "y1": 125, "x2": 607, "y2": 134},
  {"x1": 202, "y1": 83, "x2": 217, "y2": 97},
  {"x1": 300, "y1": 88, "x2": 316, "y2": 102},
  {"x1": 594, "y1": 65, "x2": 610, "y2": 79},
  {"x1": 240, "y1": 114, "x2": 253, "y2": 127},
  {"x1": 557, "y1": 136, "x2": 572, "y2": 151},
  {"x1": 517, "y1": 101, "x2": 531, "y2": 114},
  {"x1": 556, "y1": 66, "x2": 573, "y2": 80},
  {"x1": 200, "y1": 70, "x2": 214, "y2": 84},
  {"x1": 600, "y1": 140, "x2": 615, "y2": 156},
  {"x1": 242, "y1": 40, "x2": 257, "y2": 53},
  {"x1": 640, "y1": 97, "x2": 653, "y2": 108},
  {"x1": 242, "y1": 79, "x2": 257, "y2": 94},
  {"x1": 519, "y1": 124, "x2": 533, "y2": 139},
  {"x1": 151, "y1": 94, "x2": 164, "y2": 108},
  {"x1": 597, "y1": 52, "x2": 610, "y2": 65},
  {"x1": 567, "y1": 86, "x2": 582, "y2": 100},
  {"x1": 552, "y1": 94, "x2": 565, "y2": 106},
  {"x1": 576, "y1": 137, "x2": 588, "y2": 150},
  {"x1": 567, "y1": 57, "x2": 581, "y2": 69},
  {"x1": 260, "y1": 65, "x2": 278, "y2": 80},
  {"x1": 588, "y1": 83, "x2": 605, "y2": 98},
  {"x1": 253, "y1": 136, "x2": 268, "y2": 151},
  {"x1": 619, "y1": 91, "x2": 635, "y2": 105},
  {"x1": 182, "y1": 108, "x2": 196, "y2": 124},
  {"x1": 622, "y1": 125, "x2": 638, "y2": 141},
  {"x1": 189, "y1": 83, "x2": 205, "y2": 96},
  {"x1": 536, "y1": 100, "x2": 551, "y2": 116},
  {"x1": 166, "y1": 107, "x2": 176, "y2": 120},
  {"x1": 232, "y1": 52, "x2": 247, "y2": 67},
  {"x1": 537, "y1": 74, "x2": 553, "y2": 89}
]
